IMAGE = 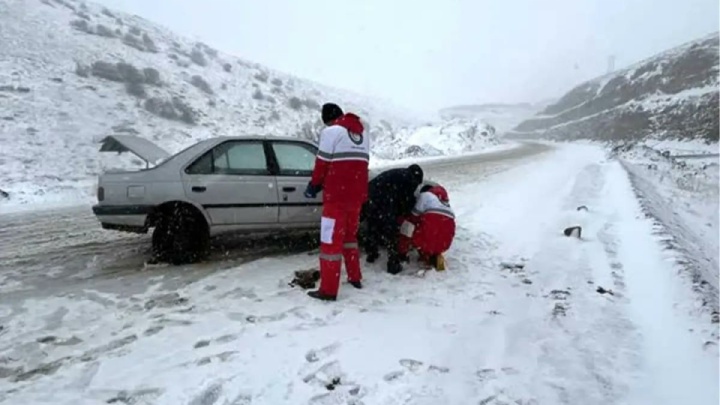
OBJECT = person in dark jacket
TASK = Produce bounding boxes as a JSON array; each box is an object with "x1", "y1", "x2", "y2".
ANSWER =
[{"x1": 362, "y1": 164, "x2": 424, "y2": 274}]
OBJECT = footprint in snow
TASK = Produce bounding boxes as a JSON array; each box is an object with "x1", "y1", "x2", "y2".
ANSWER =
[
  {"x1": 399, "y1": 358, "x2": 424, "y2": 372},
  {"x1": 476, "y1": 366, "x2": 520, "y2": 384},
  {"x1": 227, "y1": 311, "x2": 287, "y2": 324},
  {"x1": 548, "y1": 290, "x2": 571, "y2": 300},
  {"x1": 308, "y1": 389, "x2": 364, "y2": 405},
  {"x1": 302, "y1": 359, "x2": 368, "y2": 402},
  {"x1": 215, "y1": 334, "x2": 238, "y2": 344},
  {"x1": 106, "y1": 388, "x2": 164, "y2": 404},
  {"x1": 193, "y1": 351, "x2": 238, "y2": 367},
  {"x1": 187, "y1": 382, "x2": 222, "y2": 405},
  {"x1": 384, "y1": 359, "x2": 451, "y2": 383},
  {"x1": 305, "y1": 342, "x2": 341, "y2": 363},
  {"x1": 143, "y1": 325, "x2": 163, "y2": 336}
]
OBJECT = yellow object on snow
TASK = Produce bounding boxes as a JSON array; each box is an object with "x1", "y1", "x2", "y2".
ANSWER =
[{"x1": 434, "y1": 254, "x2": 446, "y2": 271}]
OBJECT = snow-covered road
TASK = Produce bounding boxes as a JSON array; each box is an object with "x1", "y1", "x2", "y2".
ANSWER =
[{"x1": 1, "y1": 142, "x2": 717, "y2": 405}]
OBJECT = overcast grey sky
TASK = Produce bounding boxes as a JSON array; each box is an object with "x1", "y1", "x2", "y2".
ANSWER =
[{"x1": 97, "y1": 0, "x2": 718, "y2": 112}]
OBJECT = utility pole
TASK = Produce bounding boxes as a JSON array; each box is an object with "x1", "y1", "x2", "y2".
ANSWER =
[{"x1": 607, "y1": 55, "x2": 616, "y2": 74}]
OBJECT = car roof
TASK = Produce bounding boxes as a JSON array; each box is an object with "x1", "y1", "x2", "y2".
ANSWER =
[{"x1": 213, "y1": 135, "x2": 314, "y2": 143}]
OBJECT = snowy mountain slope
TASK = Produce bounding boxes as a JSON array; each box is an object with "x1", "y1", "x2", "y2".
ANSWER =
[
  {"x1": 0, "y1": 0, "x2": 427, "y2": 208},
  {"x1": 439, "y1": 102, "x2": 549, "y2": 135},
  {"x1": 509, "y1": 32, "x2": 719, "y2": 142},
  {"x1": 373, "y1": 119, "x2": 501, "y2": 159}
]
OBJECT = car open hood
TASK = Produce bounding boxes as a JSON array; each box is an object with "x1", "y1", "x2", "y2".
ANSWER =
[{"x1": 99, "y1": 135, "x2": 171, "y2": 166}]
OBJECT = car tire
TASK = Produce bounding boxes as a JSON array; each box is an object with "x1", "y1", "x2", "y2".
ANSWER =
[{"x1": 152, "y1": 205, "x2": 209, "y2": 265}]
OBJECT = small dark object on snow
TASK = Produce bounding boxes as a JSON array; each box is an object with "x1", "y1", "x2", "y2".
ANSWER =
[
  {"x1": 522, "y1": 278, "x2": 532, "y2": 285},
  {"x1": 325, "y1": 377, "x2": 341, "y2": 391},
  {"x1": 37, "y1": 336, "x2": 57, "y2": 344},
  {"x1": 500, "y1": 262, "x2": 525, "y2": 271},
  {"x1": 0, "y1": 189, "x2": 9, "y2": 199},
  {"x1": 576, "y1": 205, "x2": 588, "y2": 211},
  {"x1": 289, "y1": 269, "x2": 320, "y2": 289},
  {"x1": 563, "y1": 226, "x2": 582, "y2": 238},
  {"x1": 596, "y1": 286, "x2": 614, "y2": 295},
  {"x1": 711, "y1": 311, "x2": 719, "y2": 324}
]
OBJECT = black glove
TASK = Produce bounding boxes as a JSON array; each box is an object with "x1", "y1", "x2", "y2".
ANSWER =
[{"x1": 304, "y1": 182, "x2": 322, "y2": 198}]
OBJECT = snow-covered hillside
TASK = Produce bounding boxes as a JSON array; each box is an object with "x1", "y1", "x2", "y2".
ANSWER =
[
  {"x1": 439, "y1": 102, "x2": 548, "y2": 135},
  {"x1": 0, "y1": 0, "x2": 432, "y2": 209},
  {"x1": 373, "y1": 119, "x2": 501, "y2": 160},
  {"x1": 510, "y1": 32, "x2": 719, "y2": 142}
]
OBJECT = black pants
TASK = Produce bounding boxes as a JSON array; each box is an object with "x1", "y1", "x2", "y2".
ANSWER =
[{"x1": 363, "y1": 204, "x2": 401, "y2": 266}]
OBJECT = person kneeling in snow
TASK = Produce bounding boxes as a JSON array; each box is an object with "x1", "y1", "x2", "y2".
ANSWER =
[{"x1": 397, "y1": 185, "x2": 456, "y2": 270}]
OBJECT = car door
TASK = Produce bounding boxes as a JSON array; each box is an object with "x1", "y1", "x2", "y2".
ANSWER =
[
  {"x1": 268, "y1": 140, "x2": 323, "y2": 224},
  {"x1": 181, "y1": 140, "x2": 279, "y2": 226}
]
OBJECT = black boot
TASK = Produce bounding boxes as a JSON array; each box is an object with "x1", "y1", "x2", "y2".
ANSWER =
[
  {"x1": 387, "y1": 258, "x2": 403, "y2": 275},
  {"x1": 366, "y1": 250, "x2": 380, "y2": 263},
  {"x1": 308, "y1": 290, "x2": 337, "y2": 301},
  {"x1": 349, "y1": 281, "x2": 363, "y2": 289}
]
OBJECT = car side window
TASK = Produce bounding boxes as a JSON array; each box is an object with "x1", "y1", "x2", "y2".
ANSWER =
[
  {"x1": 186, "y1": 141, "x2": 268, "y2": 175},
  {"x1": 185, "y1": 150, "x2": 213, "y2": 174},
  {"x1": 272, "y1": 142, "x2": 317, "y2": 176}
]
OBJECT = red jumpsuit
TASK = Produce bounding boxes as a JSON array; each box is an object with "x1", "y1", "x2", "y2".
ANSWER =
[
  {"x1": 398, "y1": 186, "x2": 455, "y2": 263},
  {"x1": 309, "y1": 113, "x2": 370, "y2": 297}
]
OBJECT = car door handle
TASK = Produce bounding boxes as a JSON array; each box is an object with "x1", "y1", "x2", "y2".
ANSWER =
[
  {"x1": 282, "y1": 186, "x2": 297, "y2": 192},
  {"x1": 191, "y1": 186, "x2": 206, "y2": 193}
]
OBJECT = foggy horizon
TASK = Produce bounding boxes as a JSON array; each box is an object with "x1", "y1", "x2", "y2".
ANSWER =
[{"x1": 95, "y1": 0, "x2": 719, "y2": 112}]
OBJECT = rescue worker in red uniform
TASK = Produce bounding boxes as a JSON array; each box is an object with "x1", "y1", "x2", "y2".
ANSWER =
[
  {"x1": 304, "y1": 103, "x2": 370, "y2": 301},
  {"x1": 397, "y1": 185, "x2": 456, "y2": 270}
]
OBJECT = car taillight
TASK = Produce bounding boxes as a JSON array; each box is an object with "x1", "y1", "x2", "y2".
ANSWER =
[{"x1": 97, "y1": 186, "x2": 105, "y2": 201}]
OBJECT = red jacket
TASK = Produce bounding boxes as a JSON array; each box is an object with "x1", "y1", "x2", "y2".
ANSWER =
[
  {"x1": 310, "y1": 113, "x2": 370, "y2": 208},
  {"x1": 408, "y1": 188, "x2": 455, "y2": 254}
]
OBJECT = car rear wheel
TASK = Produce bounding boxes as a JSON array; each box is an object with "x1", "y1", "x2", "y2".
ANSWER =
[{"x1": 152, "y1": 205, "x2": 209, "y2": 265}]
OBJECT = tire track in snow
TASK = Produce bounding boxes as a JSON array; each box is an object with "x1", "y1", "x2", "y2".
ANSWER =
[
  {"x1": 495, "y1": 161, "x2": 642, "y2": 405},
  {"x1": 620, "y1": 160, "x2": 719, "y2": 316},
  {"x1": 605, "y1": 161, "x2": 719, "y2": 405}
]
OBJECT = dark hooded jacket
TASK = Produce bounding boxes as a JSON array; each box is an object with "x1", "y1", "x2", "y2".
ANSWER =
[{"x1": 365, "y1": 164, "x2": 424, "y2": 225}]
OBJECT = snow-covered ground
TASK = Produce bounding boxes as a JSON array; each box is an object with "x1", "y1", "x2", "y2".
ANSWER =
[
  {"x1": 2, "y1": 143, "x2": 717, "y2": 405},
  {"x1": 612, "y1": 141, "x2": 719, "y2": 320}
]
